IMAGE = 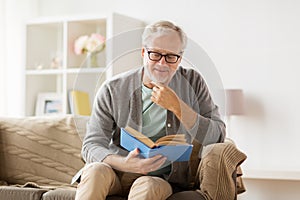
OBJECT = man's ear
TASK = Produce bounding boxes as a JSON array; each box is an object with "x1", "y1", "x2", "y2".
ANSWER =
[
  {"x1": 178, "y1": 56, "x2": 182, "y2": 63},
  {"x1": 141, "y1": 47, "x2": 145, "y2": 57}
]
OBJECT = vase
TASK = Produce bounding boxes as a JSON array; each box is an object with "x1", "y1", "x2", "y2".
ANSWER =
[{"x1": 86, "y1": 52, "x2": 98, "y2": 68}]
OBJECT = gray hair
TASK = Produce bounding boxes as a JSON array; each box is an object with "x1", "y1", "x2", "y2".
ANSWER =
[{"x1": 142, "y1": 20, "x2": 187, "y2": 52}]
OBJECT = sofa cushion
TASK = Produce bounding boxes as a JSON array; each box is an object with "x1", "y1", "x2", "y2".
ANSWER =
[
  {"x1": 41, "y1": 188, "x2": 127, "y2": 200},
  {"x1": 0, "y1": 186, "x2": 48, "y2": 200},
  {"x1": 0, "y1": 115, "x2": 87, "y2": 186},
  {"x1": 42, "y1": 187, "x2": 76, "y2": 200}
]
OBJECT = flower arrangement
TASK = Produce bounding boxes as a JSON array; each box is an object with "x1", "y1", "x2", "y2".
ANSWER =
[{"x1": 74, "y1": 33, "x2": 106, "y2": 55}]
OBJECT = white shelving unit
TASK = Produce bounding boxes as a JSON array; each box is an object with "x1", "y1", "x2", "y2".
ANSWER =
[{"x1": 25, "y1": 13, "x2": 145, "y2": 116}]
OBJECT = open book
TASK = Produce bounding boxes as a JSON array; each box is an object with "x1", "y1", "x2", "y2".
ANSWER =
[
  {"x1": 120, "y1": 126, "x2": 193, "y2": 162},
  {"x1": 124, "y1": 126, "x2": 188, "y2": 148}
]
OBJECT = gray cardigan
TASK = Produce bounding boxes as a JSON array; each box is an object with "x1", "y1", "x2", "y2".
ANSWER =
[{"x1": 81, "y1": 66, "x2": 226, "y2": 187}]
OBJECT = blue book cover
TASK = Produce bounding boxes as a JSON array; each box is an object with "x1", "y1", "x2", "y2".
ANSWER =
[{"x1": 120, "y1": 127, "x2": 193, "y2": 162}]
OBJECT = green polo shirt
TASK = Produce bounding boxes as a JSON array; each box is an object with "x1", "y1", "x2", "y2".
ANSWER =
[{"x1": 142, "y1": 84, "x2": 171, "y2": 176}]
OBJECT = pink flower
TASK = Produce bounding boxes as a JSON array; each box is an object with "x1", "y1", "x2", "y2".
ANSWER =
[
  {"x1": 74, "y1": 35, "x2": 89, "y2": 55},
  {"x1": 74, "y1": 33, "x2": 106, "y2": 55}
]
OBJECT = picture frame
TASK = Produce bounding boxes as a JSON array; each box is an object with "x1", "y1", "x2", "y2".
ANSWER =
[{"x1": 35, "y1": 92, "x2": 63, "y2": 116}]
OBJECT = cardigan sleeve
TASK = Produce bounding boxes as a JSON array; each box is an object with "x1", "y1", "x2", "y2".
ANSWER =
[
  {"x1": 184, "y1": 69, "x2": 226, "y2": 146},
  {"x1": 81, "y1": 83, "x2": 128, "y2": 163}
]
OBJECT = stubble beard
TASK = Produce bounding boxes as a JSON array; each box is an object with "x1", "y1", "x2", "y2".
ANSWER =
[{"x1": 144, "y1": 64, "x2": 171, "y2": 86}]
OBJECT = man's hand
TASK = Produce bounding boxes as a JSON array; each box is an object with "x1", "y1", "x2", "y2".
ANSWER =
[
  {"x1": 103, "y1": 148, "x2": 167, "y2": 174},
  {"x1": 150, "y1": 82, "x2": 180, "y2": 113},
  {"x1": 125, "y1": 148, "x2": 167, "y2": 174},
  {"x1": 151, "y1": 81, "x2": 197, "y2": 130}
]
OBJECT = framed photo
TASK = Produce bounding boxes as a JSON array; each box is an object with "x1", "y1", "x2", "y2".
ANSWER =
[{"x1": 35, "y1": 93, "x2": 63, "y2": 116}]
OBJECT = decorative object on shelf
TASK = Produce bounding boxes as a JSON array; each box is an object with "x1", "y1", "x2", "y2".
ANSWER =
[
  {"x1": 86, "y1": 52, "x2": 98, "y2": 68},
  {"x1": 50, "y1": 56, "x2": 62, "y2": 69},
  {"x1": 68, "y1": 90, "x2": 91, "y2": 116},
  {"x1": 35, "y1": 93, "x2": 63, "y2": 116},
  {"x1": 74, "y1": 33, "x2": 106, "y2": 68},
  {"x1": 225, "y1": 89, "x2": 245, "y2": 137},
  {"x1": 35, "y1": 64, "x2": 44, "y2": 70}
]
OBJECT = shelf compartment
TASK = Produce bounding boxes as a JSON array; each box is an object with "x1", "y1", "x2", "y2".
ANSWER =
[
  {"x1": 67, "y1": 19, "x2": 107, "y2": 69},
  {"x1": 66, "y1": 73, "x2": 106, "y2": 114},
  {"x1": 26, "y1": 23, "x2": 63, "y2": 70},
  {"x1": 25, "y1": 74, "x2": 63, "y2": 116}
]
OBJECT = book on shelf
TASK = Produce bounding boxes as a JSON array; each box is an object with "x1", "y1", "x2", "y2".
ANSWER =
[
  {"x1": 68, "y1": 90, "x2": 91, "y2": 116},
  {"x1": 120, "y1": 126, "x2": 193, "y2": 162}
]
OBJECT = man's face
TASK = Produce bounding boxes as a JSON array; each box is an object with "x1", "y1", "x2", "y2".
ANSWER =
[{"x1": 142, "y1": 31, "x2": 183, "y2": 86}]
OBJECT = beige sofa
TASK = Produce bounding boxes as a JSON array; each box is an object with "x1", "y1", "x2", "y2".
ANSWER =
[{"x1": 0, "y1": 115, "x2": 246, "y2": 200}]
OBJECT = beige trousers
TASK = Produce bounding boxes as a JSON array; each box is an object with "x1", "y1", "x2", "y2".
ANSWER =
[
  {"x1": 75, "y1": 162, "x2": 172, "y2": 200},
  {"x1": 75, "y1": 142, "x2": 246, "y2": 200}
]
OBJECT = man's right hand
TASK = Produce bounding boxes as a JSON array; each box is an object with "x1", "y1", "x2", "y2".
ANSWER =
[{"x1": 103, "y1": 148, "x2": 167, "y2": 174}]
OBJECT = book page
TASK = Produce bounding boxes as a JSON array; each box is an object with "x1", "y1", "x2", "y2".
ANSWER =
[
  {"x1": 124, "y1": 126, "x2": 156, "y2": 148},
  {"x1": 155, "y1": 134, "x2": 187, "y2": 146}
]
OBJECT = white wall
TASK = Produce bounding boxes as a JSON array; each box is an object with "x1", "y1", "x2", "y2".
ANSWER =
[
  {"x1": 0, "y1": 0, "x2": 39, "y2": 116},
  {"x1": 3, "y1": 0, "x2": 300, "y2": 199},
  {"x1": 239, "y1": 179, "x2": 300, "y2": 200}
]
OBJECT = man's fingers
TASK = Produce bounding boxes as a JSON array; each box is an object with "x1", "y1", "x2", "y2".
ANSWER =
[
  {"x1": 150, "y1": 81, "x2": 163, "y2": 88},
  {"x1": 143, "y1": 155, "x2": 167, "y2": 170},
  {"x1": 152, "y1": 155, "x2": 167, "y2": 166},
  {"x1": 143, "y1": 154, "x2": 165, "y2": 166},
  {"x1": 148, "y1": 154, "x2": 164, "y2": 161},
  {"x1": 128, "y1": 148, "x2": 140, "y2": 158},
  {"x1": 150, "y1": 156, "x2": 167, "y2": 171},
  {"x1": 150, "y1": 81, "x2": 158, "y2": 87}
]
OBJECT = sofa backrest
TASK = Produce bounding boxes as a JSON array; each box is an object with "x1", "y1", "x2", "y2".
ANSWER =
[{"x1": 0, "y1": 115, "x2": 88, "y2": 187}]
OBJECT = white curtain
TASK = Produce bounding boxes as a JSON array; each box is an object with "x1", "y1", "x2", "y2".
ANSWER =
[
  {"x1": 0, "y1": 0, "x2": 38, "y2": 116},
  {"x1": 0, "y1": 0, "x2": 7, "y2": 115}
]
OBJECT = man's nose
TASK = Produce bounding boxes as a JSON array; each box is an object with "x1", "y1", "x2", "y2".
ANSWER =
[{"x1": 158, "y1": 55, "x2": 167, "y2": 65}]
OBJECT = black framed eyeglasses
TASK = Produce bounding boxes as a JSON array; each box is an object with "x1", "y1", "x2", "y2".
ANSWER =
[{"x1": 145, "y1": 48, "x2": 181, "y2": 64}]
